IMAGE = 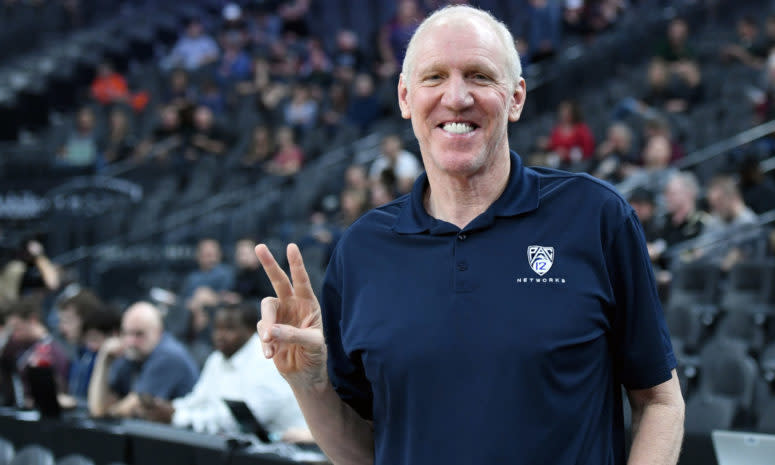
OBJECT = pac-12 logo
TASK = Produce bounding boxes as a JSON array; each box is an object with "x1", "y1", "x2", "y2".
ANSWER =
[{"x1": 527, "y1": 245, "x2": 554, "y2": 276}]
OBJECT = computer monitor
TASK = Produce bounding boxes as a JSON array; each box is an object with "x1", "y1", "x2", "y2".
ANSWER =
[{"x1": 712, "y1": 430, "x2": 775, "y2": 465}]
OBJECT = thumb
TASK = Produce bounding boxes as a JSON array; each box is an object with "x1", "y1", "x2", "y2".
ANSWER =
[{"x1": 269, "y1": 324, "x2": 324, "y2": 348}]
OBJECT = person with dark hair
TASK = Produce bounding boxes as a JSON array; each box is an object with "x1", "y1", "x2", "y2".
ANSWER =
[
  {"x1": 138, "y1": 303, "x2": 310, "y2": 441},
  {"x1": 541, "y1": 99, "x2": 595, "y2": 168},
  {"x1": 57, "y1": 289, "x2": 106, "y2": 401},
  {"x1": 738, "y1": 155, "x2": 775, "y2": 214},
  {"x1": 3, "y1": 297, "x2": 69, "y2": 406},
  {"x1": 721, "y1": 15, "x2": 770, "y2": 70}
]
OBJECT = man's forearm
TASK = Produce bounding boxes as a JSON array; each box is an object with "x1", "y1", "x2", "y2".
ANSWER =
[
  {"x1": 87, "y1": 353, "x2": 115, "y2": 417},
  {"x1": 628, "y1": 400, "x2": 684, "y2": 465},
  {"x1": 291, "y1": 381, "x2": 374, "y2": 465}
]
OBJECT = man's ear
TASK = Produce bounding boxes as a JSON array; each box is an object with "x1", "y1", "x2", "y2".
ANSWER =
[
  {"x1": 398, "y1": 74, "x2": 411, "y2": 120},
  {"x1": 508, "y1": 78, "x2": 527, "y2": 123}
]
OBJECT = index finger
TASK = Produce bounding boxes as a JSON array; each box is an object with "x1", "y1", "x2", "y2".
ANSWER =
[
  {"x1": 255, "y1": 243, "x2": 294, "y2": 299},
  {"x1": 287, "y1": 243, "x2": 316, "y2": 301}
]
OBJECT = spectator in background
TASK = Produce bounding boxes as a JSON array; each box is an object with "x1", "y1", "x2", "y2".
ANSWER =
[
  {"x1": 134, "y1": 105, "x2": 185, "y2": 163},
  {"x1": 245, "y1": 2, "x2": 282, "y2": 52},
  {"x1": 284, "y1": 83, "x2": 319, "y2": 133},
  {"x1": 369, "y1": 134, "x2": 422, "y2": 194},
  {"x1": 90, "y1": 61, "x2": 129, "y2": 106},
  {"x1": 346, "y1": 73, "x2": 380, "y2": 134},
  {"x1": 4, "y1": 240, "x2": 61, "y2": 301},
  {"x1": 88, "y1": 302, "x2": 198, "y2": 418},
  {"x1": 57, "y1": 106, "x2": 98, "y2": 168},
  {"x1": 524, "y1": 0, "x2": 562, "y2": 63},
  {"x1": 265, "y1": 126, "x2": 304, "y2": 176},
  {"x1": 650, "y1": 171, "x2": 713, "y2": 267},
  {"x1": 4, "y1": 297, "x2": 69, "y2": 404},
  {"x1": 240, "y1": 124, "x2": 274, "y2": 170},
  {"x1": 215, "y1": 31, "x2": 252, "y2": 90},
  {"x1": 344, "y1": 164, "x2": 370, "y2": 196},
  {"x1": 162, "y1": 68, "x2": 196, "y2": 110},
  {"x1": 738, "y1": 155, "x2": 775, "y2": 213},
  {"x1": 656, "y1": 17, "x2": 695, "y2": 64},
  {"x1": 592, "y1": 122, "x2": 636, "y2": 183},
  {"x1": 333, "y1": 29, "x2": 365, "y2": 74},
  {"x1": 721, "y1": 15, "x2": 770, "y2": 70},
  {"x1": 138, "y1": 303, "x2": 311, "y2": 442},
  {"x1": 98, "y1": 106, "x2": 136, "y2": 164},
  {"x1": 378, "y1": 0, "x2": 423, "y2": 76},
  {"x1": 163, "y1": 18, "x2": 220, "y2": 72},
  {"x1": 186, "y1": 105, "x2": 232, "y2": 160},
  {"x1": 642, "y1": 58, "x2": 703, "y2": 114},
  {"x1": 699, "y1": 176, "x2": 761, "y2": 270},
  {"x1": 197, "y1": 78, "x2": 226, "y2": 117},
  {"x1": 320, "y1": 80, "x2": 350, "y2": 136},
  {"x1": 539, "y1": 99, "x2": 595, "y2": 169},
  {"x1": 628, "y1": 188, "x2": 661, "y2": 244},
  {"x1": 179, "y1": 239, "x2": 234, "y2": 304},
  {"x1": 56, "y1": 289, "x2": 106, "y2": 402},
  {"x1": 301, "y1": 38, "x2": 333, "y2": 85},
  {"x1": 278, "y1": 0, "x2": 311, "y2": 38},
  {"x1": 620, "y1": 133, "x2": 676, "y2": 195},
  {"x1": 224, "y1": 238, "x2": 275, "y2": 304}
]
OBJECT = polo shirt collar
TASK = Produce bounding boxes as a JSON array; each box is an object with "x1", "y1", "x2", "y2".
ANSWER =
[{"x1": 393, "y1": 151, "x2": 539, "y2": 235}]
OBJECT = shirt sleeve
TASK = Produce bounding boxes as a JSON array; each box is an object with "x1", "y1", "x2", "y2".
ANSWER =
[
  {"x1": 321, "y1": 245, "x2": 374, "y2": 420},
  {"x1": 171, "y1": 355, "x2": 236, "y2": 434},
  {"x1": 134, "y1": 354, "x2": 196, "y2": 400},
  {"x1": 107, "y1": 359, "x2": 130, "y2": 397},
  {"x1": 606, "y1": 210, "x2": 677, "y2": 390}
]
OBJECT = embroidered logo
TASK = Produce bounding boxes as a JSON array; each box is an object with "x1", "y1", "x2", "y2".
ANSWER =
[{"x1": 527, "y1": 245, "x2": 554, "y2": 276}]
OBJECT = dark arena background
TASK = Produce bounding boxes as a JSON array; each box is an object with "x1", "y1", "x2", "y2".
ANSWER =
[{"x1": 1, "y1": 0, "x2": 775, "y2": 464}]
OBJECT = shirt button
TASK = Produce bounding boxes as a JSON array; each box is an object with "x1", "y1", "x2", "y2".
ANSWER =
[
  {"x1": 457, "y1": 262, "x2": 468, "y2": 271},
  {"x1": 457, "y1": 233, "x2": 467, "y2": 240}
]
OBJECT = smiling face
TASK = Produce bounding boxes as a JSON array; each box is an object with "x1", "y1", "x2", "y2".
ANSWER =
[{"x1": 398, "y1": 16, "x2": 525, "y2": 179}]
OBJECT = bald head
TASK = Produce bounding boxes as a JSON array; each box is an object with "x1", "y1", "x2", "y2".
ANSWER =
[
  {"x1": 402, "y1": 5, "x2": 521, "y2": 90},
  {"x1": 122, "y1": 301, "x2": 163, "y2": 360}
]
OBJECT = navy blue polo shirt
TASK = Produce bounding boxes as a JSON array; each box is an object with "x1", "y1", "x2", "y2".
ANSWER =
[{"x1": 321, "y1": 151, "x2": 676, "y2": 465}]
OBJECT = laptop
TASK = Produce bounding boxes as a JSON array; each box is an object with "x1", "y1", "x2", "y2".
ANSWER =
[
  {"x1": 712, "y1": 430, "x2": 775, "y2": 465},
  {"x1": 26, "y1": 365, "x2": 61, "y2": 419},
  {"x1": 222, "y1": 399, "x2": 271, "y2": 443}
]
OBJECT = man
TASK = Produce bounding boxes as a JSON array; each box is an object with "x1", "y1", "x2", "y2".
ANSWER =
[
  {"x1": 88, "y1": 302, "x2": 198, "y2": 418},
  {"x1": 179, "y1": 238, "x2": 234, "y2": 302},
  {"x1": 227, "y1": 238, "x2": 275, "y2": 303},
  {"x1": 255, "y1": 6, "x2": 683, "y2": 465},
  {"x1": 137, "y1": 303, "x2": 310, "y2": 441},
  {"x1": 697, "y1": 176, "x2": 761, "y2": 271},
  {"x1": 369, "y1": 134, "x2": 422, "y2": 194}
]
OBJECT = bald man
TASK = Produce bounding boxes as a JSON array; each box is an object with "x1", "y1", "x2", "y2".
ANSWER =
[{"x1": 88, "y1": 302, "x2": 198, "y2": 418}]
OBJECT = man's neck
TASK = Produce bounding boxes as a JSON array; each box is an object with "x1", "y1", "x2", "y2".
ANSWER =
[{"x1": 423, "y1": 152, "x2": 511, "y2": 229}]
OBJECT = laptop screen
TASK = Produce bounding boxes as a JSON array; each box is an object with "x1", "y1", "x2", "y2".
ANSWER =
[{"x1": 712, "y1": 430, "x2": 775, "y2": 465}]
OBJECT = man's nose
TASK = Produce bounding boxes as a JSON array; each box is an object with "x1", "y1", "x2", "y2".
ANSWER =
[{"x1": 441, "y1": 75, "x2": 473, "y2": 110}]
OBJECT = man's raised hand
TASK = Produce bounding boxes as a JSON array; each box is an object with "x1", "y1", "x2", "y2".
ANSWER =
[{"x1": 255, "y1": 243, "x2": 327, "y2": 388}]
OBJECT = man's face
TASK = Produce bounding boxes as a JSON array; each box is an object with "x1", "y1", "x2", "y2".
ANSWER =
[
  {"x1": 9, "y1": 316, "x2": 35, "y2": 344},
  {"x1": 212, "y1": 311, "x2": 250, "y2": 358},
  {"x1": 197, "y1": 241, "x2": 221, "y2": 270},
  {"x1": 707, "y1": 187, "x2": 729, "y2": 218},
  {"x1": 57, "y1": 307, "x2": 82, "y2": 345},
  {"x1": 398, "y1": 18, "x2": 525, "y2": 178},
  {"x1": 121, "y1": 318, "x2": 159, "y2": 361},
  {"x1": 235, "y1": 241, "x2": 258, "y2": 269},
  {"x1": 664, "y1": 180, "x2": 685, "y2": 214},
  {"x1": 630, "y1": 201, "x2": 654, "y2": 223}
]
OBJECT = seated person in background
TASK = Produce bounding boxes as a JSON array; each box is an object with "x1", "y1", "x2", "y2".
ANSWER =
[
  {"x1": 642, "y1": 58, "x2": 703, "y2": 114},
  {"x1": 655, "y1": 17, "x2": 695, "y2": 64},
  {"x1": 138, "y1": 303, "x2": 311, "y2": 442},
  {"x1": 653, "y1": 171, "x2": 712, "y2": 261},
  {"x1": 133, "y1": 105, "x2": 186, "y2": 162},
  {"x1": 90, "y1": 60, "x2": 129, "y2": 106},
  {"x1": 185, "y1": 106, "x2": 232, "y2": 161},
  {"x1": 369, "y1": 134, "x2": 422, "y2": 194},
  {"x1": 57, "y1": 106, "x2": 99, "y2": 168},
  {"x1": 240, "y1": 124, "x2": 274, "y2": 170},
  {"x1": 224, "y1": 238, "x2": 275, "y2": 304},
  {"x1": 697, "y1": 176, "x2": 761, "y2": 271},
  {"x1": 56, "y1": 289, "x2": 108, "y2": 403},
  {"x1": 179, "y1": 239, "x2": 235, "y2": 303},
  {"x1": 265, "y1": 126, "x2": 304, "y2": 176},
  {"x1": 591, "y1": 122, "x2": 636, "y2": 183},
  {"x1": 537, "y1": 100, "x2": 595, "y2": 169},
  {"x1": 720, "y1": 15, "x2": 770, "y2": 70},
  {"x1": 98, "y1": 106, "x2": 137, "y2": 164},
  {"x1": 4, "y1": 297, "x2": 69, "y2": 406},
  {"x1": 738, "y1": 154, "x2": 775, "y2": 214},
  {"x1": 88, "y1": 302, "x2": 198, "y2": 418}
]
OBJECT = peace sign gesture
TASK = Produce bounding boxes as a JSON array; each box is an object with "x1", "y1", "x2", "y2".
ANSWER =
[{"x1": 255, "y1": 243, "x2": 327, "y2": 388}]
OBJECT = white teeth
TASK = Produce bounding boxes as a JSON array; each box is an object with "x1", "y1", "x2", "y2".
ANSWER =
[{"x1": 442, "y1": 122, "x2": 475, "y2": 134}]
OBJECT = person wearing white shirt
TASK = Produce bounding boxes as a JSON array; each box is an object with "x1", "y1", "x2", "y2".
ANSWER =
[
  {"x1": 137, "y1": 303, "x2": 311, "y2": 442},
  {"x1": 369, "y1": 134, "x2": 422, "y2": 194}
]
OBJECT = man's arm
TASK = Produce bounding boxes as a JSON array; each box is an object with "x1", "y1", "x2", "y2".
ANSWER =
[
  {"x1": 87, "y1": 338, "x2": 122, "y2": 417},
  {"x1": 627, "y1": 369, "x2": 685, "y2": 465},
  {"x1": 27, "y1": 241, "x2": 60, "y2": 290}
]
